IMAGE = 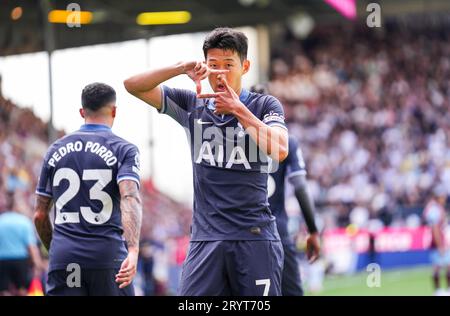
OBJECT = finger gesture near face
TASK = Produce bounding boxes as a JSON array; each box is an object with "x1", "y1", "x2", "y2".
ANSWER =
[
  {"x1": 197, "y1": 74, "x2": 242, "y2": 115},
  {"x1": 183, "y1": 61, "x2": 229, "y2": 95}
]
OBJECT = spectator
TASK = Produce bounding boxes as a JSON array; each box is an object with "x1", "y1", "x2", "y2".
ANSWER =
[
  {"x1": 0, "y1": 192, "x2": 43, "y2": 296},
  {"x1": 268, "y1": 20, "x2": 450, "y2": 228}
]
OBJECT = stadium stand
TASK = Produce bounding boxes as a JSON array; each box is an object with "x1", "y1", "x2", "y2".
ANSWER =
[{"x1": 269, "y1": 20, "x2": 450, "y2": 230}]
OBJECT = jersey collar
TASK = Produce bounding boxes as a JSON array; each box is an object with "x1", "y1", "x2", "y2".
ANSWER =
[
  {"x1": 239, "y1": 88, "x2": 250, "y2": 103},
  {"x1": 79, "y1": 124, "x2": 111, "y2": 131}
]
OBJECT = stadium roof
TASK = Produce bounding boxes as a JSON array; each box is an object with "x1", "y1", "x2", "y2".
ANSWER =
[{"x1": 1, "y1": 0, "x2": 450, "y2": 56}]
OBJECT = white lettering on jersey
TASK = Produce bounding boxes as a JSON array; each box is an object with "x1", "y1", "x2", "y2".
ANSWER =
[
  {"x1": 195, "y1": 141, "x2": 216, "y2": 166},
  {"x1": 226, "y1": 146, "x2": 251, "y2": 169},
  {"x1": 48, "y1": 141, "x2": 118, "y2": 167},
  {"x1": 267, "y1": 175, "x2": 276, "y2": 198},
  {"x1": 195, "y1": 141, "x2": 251, "y2": 169}
]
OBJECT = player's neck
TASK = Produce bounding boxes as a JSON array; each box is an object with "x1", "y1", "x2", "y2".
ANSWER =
[
  {"x1": 235, "y1": 85, "x2": 242, "y2": 96},
  {"x1": 84, "y1": 118, "x2": 112, "y2": 128}
]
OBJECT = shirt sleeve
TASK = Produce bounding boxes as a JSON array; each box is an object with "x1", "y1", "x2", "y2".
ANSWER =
[
  {"x1": 117, "y1": 145, "x2": 141, "y2": 189},
  {"x1": 261, "y1": 96, "x2": 287, "y2": 130},
  {"x1": 35, "y1": 148, "x2": 54, "y2": 198},
  {"x1": 159, "y1": 85, "x2": 197, "y2": 128},
  {"x1": 286, "y1": 137, "x2": 307, "y2": 182}
]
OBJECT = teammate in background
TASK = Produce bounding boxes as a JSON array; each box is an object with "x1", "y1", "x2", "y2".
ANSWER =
[
  {"x1": 124, "y1": 27, "x2": 288, "y2": 296},
  {"x1": 269, "y1": 135, "x2": 320, "y2": 295},
  {"x1": 34, "y1": 83, "x2": 143, "y2": 296},
  {"x1": 423, "y1": 186, "x2": 450, "y2": 296},
  {"x1": 251, "y1": 84, "x2": 320, "y2": 295},
  {"x1": 0, "y1": 192, "x2": 44, "y2": 296}
]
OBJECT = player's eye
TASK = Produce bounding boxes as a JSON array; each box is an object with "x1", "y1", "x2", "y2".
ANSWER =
[
  {"x1": 209, "y1": 64, "x2": 217, "y2": 68},
  {"x1": 227, "y1": 64, "x2": 234, "y2": 68}
]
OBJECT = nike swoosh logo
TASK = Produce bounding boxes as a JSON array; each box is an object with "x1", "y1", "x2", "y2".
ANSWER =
[{"x1": 197, "y1": 119, "x2": 214, "y2": 125}]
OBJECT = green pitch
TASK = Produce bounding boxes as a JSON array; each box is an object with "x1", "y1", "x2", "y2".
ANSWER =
[{"x1": 308, "y1": 266, "x2": 435, "y2": 296}]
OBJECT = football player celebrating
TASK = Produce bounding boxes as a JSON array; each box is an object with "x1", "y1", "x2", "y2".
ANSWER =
[{"x1": 125, "y1": 27, "x2": 288, "y2": 296}]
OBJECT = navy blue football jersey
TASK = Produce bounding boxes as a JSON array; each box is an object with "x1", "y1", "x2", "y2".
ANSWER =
[
  {"x1": 36, "y1": 124, "x2": 140, "y2": 272},
  {"x1": 268, "y1": 136, "x2": 306, "y2": 241},
  {"x1": 159, "y1": 86, "x2": 287, "y2": 241}
]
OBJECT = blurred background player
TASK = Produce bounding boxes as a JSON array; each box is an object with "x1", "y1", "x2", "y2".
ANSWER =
[
  {"x1": 269, "y1": 136, "x2": 320, "y2": 295},
  {"x1": 423, "y1": 186, "x2": 450, "y2": 296},
  {"x1": 34, "y1": 83, "x2": 143, "y2": 296},
  {"x1": 251, "y1": 84, "x2": 320, "y2": 296},
  {"x1": 0, "y1": 192, "x2": 43, "y2": 296},
  {"x1": 124, "y1": 27, "x2": 288, "y2": 296}
]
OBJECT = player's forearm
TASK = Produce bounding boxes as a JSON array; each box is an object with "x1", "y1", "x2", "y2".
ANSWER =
[
  {"x1": 34, "y1": 214, "x2": 52, "y2": 251},
  {"x1": 124, "y1": 62, "x2": 184, "y2": 95},
  {"x1": 120, "y1": 183, "x2": 143, "y2": 251},
  {"x1": 33, "y1": 195, "x2": 53, "y2": 251},
  {"x1": 233, "y1": 104, "x2": 288, "y2": 161},
  {"x1": 291, "y1": 175, "x2": 318, "y2": 234},
  {"x1": 121, "y1": 197, "x2": 142, "y2": 252}
]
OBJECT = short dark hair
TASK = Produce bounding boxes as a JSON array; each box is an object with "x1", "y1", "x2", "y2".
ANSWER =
[
  {"x1": 81, "y1": 82, "x2": 116, "y2": 111},
  {"x1": 203, "y1": 27, "x2": 248, "y2": 62}
]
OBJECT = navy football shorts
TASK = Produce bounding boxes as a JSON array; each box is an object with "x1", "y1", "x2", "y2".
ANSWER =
[
  {"x1": 178, "y1": 240, "x2": 284, "y2": 296},
  {"x1": 46, "y1": 268, "x2": 135, "y2": 296}
]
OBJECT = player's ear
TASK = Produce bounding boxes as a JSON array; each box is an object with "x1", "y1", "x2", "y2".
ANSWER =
[
  {"x1": 112, "y1": 106, "x2": 117, "y2": 118},
  {"x1": 242, "y1": 59, "x2": 250, "y2": 75},
  {"x1": 79, "y1": 108, "x2": 85, "y2": 118}
]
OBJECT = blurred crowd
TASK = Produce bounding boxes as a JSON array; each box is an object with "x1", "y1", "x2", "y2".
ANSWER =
[
  {"x1": 0, "y1": 74, "x2": 51, "y2": 218},
  {"x1": 269, "y1": 20, "x2": 450, "y2": 230}
]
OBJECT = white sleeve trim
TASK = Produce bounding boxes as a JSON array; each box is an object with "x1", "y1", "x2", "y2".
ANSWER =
[
  {"x1": 287, "y1": 170, "x2": 307, "y2": 179},
  {"x1": 266, "y1": 122, "x2": 288, "y2": 130},
  {"x1": 35, "y1": 190, "x2": 52, "y2": 198},
  {"x1": 158, "y1": 86, "x2": 167, "y2": 114},
  {"x1": 117, "y1": 176, "x2": 141, "y2": 188}
]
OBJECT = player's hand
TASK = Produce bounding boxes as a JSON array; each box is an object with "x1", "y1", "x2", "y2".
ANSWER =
[
  {"x1": 197, "y1": 75, "x2": 243, "y2": 115},
  {"x1": 115, "y1": 248, "x2": 139, "y2": 289},
  {"x1": 182, "y1": 61, "x2": 228, "y2": 95},
  {"x1": 306, "y1": 233, "x2": 321, "y2": 263}
]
